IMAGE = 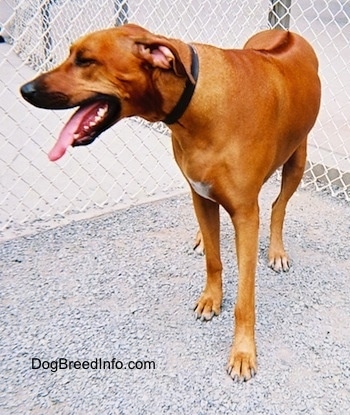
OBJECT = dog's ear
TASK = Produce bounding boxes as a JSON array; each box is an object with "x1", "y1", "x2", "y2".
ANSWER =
[{"x1": 132, "y1": 37, "x2": 195, "y2": 84}]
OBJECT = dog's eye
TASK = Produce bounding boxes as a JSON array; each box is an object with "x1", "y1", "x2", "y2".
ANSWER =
[{"x1": 75, "y1": 55, "x2": 96, "y2": 67}]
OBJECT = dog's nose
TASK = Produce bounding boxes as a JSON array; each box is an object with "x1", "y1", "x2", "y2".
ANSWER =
[{"x1": 20, "y1": 81, "x2": 37, "y2": 100}]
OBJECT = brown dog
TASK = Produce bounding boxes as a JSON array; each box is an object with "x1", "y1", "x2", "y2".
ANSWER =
[{"x1": 20, "y1": 24, "x2": 321, "y2": 381}]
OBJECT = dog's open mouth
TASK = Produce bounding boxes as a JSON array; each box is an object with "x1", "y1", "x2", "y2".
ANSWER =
[{"x1": 49, "y1": 96, "x2": 121, "y2": 161}]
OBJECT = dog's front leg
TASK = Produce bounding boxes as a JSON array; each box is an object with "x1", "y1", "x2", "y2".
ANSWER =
[
  {"x1": 191, "y1": 191, "x2": 223, "y2": 321},
  {"x1": 227, "y1": 202, "x2": 259, "y2": 381}
]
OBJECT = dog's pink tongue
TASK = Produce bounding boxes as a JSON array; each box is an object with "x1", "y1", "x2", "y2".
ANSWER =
[{"x1": 48, "y1": 106, "x2": 89, "y2": 162}]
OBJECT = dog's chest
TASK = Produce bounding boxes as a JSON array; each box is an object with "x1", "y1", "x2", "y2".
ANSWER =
[{"x1": 187, "y1": 178, "x2": 216, "y2": 202}]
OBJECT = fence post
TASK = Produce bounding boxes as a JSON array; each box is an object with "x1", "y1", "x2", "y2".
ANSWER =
[
  {"x1": 41, "y1": 0, "x2": 54, "y2": 68},
  {"x1": 269, "y1": 0, "x2": 292, "y2": 30}
]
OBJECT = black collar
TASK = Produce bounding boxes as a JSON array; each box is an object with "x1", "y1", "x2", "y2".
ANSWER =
[{"x1": 162, "y1": 45, "x2": 199, "y2": 125}]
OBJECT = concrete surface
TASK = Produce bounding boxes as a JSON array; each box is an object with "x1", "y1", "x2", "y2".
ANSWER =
[{"x1": 0, "y1": 178, "x2": 349, "y2": 414}]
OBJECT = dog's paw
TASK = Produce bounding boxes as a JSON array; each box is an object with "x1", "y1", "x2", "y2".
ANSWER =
[
  {"x1": 268, "y1": 250, "x2": 290, "y2": 272},
  {"x1": 194, "y1": 291, "x2": 221, "y2": 321},
  {"x1": 226, "y1": 345, "x2": 257, "y2": 382}
]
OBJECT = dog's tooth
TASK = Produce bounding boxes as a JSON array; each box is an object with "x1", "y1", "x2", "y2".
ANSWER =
[
  {"x1": 83, "y1": 125, "x2": 90, "y2": 131},
  {"x1": 97, "y1": 106, "x2": 108, "y2": 117},
  {"x1": 73, "y1": 133, "x2": 80, "y2": 139},
  {"x1": 89, "y1": 121, "x2": 96, "y2": 127}
]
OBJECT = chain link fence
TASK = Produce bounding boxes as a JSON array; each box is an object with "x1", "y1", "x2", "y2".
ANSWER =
[{"x1": 0, "y1": 0, "x2": 349, "y2": 239}]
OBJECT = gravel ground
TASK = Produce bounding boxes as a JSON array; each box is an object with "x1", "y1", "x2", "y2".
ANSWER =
[{"x1": 0, "y1": 178, "x2": 349, "y2": 415}]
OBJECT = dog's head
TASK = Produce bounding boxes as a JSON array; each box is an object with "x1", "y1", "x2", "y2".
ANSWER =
[{"x1": 20, "y1": 24, "x2": 194, "y2": 161}]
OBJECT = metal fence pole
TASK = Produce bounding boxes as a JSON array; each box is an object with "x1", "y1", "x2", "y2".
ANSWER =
[
  {"x1": 269, "y1": 0, "x2": 292, "y2": 30},
  {"x1": 41, "y1": 0, "x2": 55, "y2": 67}
]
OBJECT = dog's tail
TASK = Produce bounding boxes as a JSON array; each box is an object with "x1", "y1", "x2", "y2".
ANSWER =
[
  {"x1": 243, "y1": 30, "x2": 292, "y2": 52},
  {"x1": 244, "y1": 30, "x2": 318, "y2": 71}
]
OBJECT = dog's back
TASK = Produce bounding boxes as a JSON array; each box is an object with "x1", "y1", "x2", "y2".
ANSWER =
[{"x1": 190, "y1": 30, "x2": 320, "y2": 178}]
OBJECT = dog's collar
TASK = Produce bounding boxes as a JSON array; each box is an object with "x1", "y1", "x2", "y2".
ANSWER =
[{"x1": 162, "y1": 45, "x2": 199, "y2": 125}]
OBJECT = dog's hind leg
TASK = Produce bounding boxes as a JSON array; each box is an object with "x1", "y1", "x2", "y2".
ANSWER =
[
  {"x1": 192, "y1": 191, "x2": 223, "y2": 321},
  {"x1": 193, "y1": 229, "x2": 205, "y2": 255},
  {"x1": 268, "y1": 138, "x2": 307, "y2": 272}
]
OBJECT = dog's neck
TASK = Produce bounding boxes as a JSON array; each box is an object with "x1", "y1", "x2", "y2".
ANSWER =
[{"x1": 162, "y1": 45, "x2": 199, "y2": 125}]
